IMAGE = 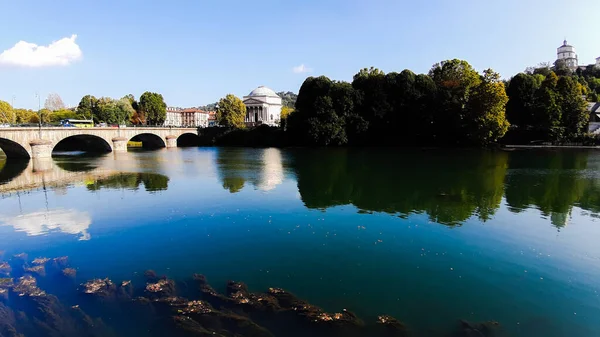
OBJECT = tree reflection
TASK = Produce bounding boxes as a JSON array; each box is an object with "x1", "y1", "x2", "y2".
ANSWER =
[
  {"x1": 86, "y1": 172, "x2": 169, "y2": 192},
  {"x1": 292, "y1": 149, "x2": 508, "y2": 226},
  {"x1": 504, "y1": 150, "x2": 592, "y2": 228}
]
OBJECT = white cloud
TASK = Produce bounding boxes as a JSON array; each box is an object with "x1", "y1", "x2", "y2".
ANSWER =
[
  {"x1": 292, "y1": 64, "x2": 312, "y2": 74},
  {"x1": 0, "y1": 34, "x2": 82, "y2": 68},
  {"x1": 0, "y1": 208, "x2": 91, "y2": 241}
]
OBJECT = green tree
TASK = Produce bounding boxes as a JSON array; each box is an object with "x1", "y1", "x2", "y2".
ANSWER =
[
  {"x1": 289, "y1": 76, "x2": 359, "y2": 146},
  {"x1": 95, "y1": 98, "x2": 135, "y2": 125},
  {"x1": 506, "y1": 73, "x2": 539, "y2": 127},
  {"x1": 0, "y1": 100, "x2": 14, "y2": 124},
  {"x1": 49, "y1": 109, "x2": 79, "y2": 123},
  {"x1": 466, "y1": 69, "x2": 510, "y2": 145},
  {"x1": 13, "y1": 109, "x2": 37, "y2": 124},
  {"x1": 216, "y1": 94, "x2": 246, "y2": 128},
  {"x1": 139, "y1": 92, "x2": 167, "y2": 125},
  {"x1": 557, "y1": 76, "x2": 588, "y2": 138},
  {"x1": 553, "y1": 59, "x2": 572, "y2": 77},
  {"x1": 77, "y1": 95, "x2": 98, "y2": 120},
  {"x1": 429, "y1": 59, "x2": 482, "y2": 143},
  {"x1": 533, "y1": 72, "x2": 563, "y2": 141}
]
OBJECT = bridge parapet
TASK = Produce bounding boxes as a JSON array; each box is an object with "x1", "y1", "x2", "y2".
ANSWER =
[{"x1": 0, "y1": 127, "x2": 199, "y2": 158}]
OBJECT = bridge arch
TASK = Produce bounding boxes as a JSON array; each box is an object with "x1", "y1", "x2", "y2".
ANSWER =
[
  {"x1": 0, "y1": 138, "x2": 31, "y2": 159},
  {"x1": 177, "y1": 132, "x2": 203, "y2": 147},
  {"x1": 52, "y1": 135, "x2": 112, "y2": 156},
  {"x1": 129, "y1": 133, "x2": 166, "y2": 149}
]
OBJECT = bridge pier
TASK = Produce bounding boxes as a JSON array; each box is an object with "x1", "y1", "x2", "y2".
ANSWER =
[
  {"x1": 166, "y1": 135, "x2": 177, "y2": 148},
  {"x1": 29, "y1": 139, "x2": 53, "y2": 159},
  {"x1": 112, "y1": 137, "x2": 128, "y2": 152}
]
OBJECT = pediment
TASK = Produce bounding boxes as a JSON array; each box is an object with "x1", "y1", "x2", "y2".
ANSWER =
[{"x1": 243, "y1": 98, "x2": 265, "y2": 105}]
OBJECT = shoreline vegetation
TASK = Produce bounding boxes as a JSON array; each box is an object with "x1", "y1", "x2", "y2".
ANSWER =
[
  {"x1": 0, "y1": 254, "x2": 501, "y2": 337},
  {"x1": 210, "y1": 59, "x2": 599, "y2": 148}
]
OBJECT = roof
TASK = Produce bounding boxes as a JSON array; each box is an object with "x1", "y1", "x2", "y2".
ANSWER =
[{"x1": 247, "y1": 86, "x2": 279, "y2": 98}]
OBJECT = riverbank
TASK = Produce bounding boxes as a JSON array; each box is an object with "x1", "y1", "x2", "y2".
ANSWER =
[{"x1": 503, "y1": 144, "x2": 600, "y2": 149}]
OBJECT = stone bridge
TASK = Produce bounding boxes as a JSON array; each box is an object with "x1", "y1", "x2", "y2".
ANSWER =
[{"x1": 0, "y1": 127, "x2": 199, "y2": 159}]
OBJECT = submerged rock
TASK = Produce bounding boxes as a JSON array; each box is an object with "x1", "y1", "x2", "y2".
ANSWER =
[
  {"x1": 12, "y1": 253, "x2": 27, "y2": 261},
  {"x1": 24, "y1": 265, "x2": 45, "y2": 277},
  {"x1": 374, "y1": 315, "x2": 410, "y2": 336},
  {"x1": 457, "y1": 320, "x2": 500, "y2": 337},
  {"x1": 52, "y1": 256, "x2": 69, "y2": 268},
  {"x1": 144, "y1": 270, "x2": 159, "y2": 282},
  {"x1": 62, "y1": 268, "x2": 77, "y2": 278},
  {"x1": 12, "y1": 275, "x2": 45, "y2": 297},
  {"x1": 145, "y1": 279, "x2": 176, "y2": 298},
  {"x1": 0, "y1": 262, "x2": 10, "y2": 276},
  {"x1": 81, "y1": 278, "x2": 116, "y2": 297},
  {"x1": 31, "y1": 257, "x2": 50, "y2": 265}
]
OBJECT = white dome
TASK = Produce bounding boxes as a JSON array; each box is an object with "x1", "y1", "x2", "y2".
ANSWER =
[{"x1": 248, "y1": 86, "x2": 279, "y2": 97}]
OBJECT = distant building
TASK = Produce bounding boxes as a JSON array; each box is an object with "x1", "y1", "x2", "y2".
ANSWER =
[
  {"x1": 557, "y1": 40, "x2": 578, "y2": 71},
  {"x1": 596, "y1": 57, "x2": 600, "y2": 67},
  {"x1": 207, "y1": 111, "x2": 217, "y2": 126},
  {"x1": 164, "y1": 107, "x2": 209, "y2": 127},
  {"x1": 242, "y1": 86, "x2": 282, "y2": 127}
]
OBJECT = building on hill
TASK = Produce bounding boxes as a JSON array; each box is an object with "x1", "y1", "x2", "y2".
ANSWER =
[
  {"x1": 557, "y1": 40, "x2": 578, "y2": 71},
  {"x1": 596, "y1": 57, "x2": 600, "y2": 67},
  {"x1": 243, "y1": 86, "x2": 282, "y2": 127},
  {"x1": 164, "y1": 107, "x2": 209, "y2": 127}
]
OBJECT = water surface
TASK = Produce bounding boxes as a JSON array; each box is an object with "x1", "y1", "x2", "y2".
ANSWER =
[{"x1": 0, "y1": 147, "x2": 599, "y2": 337}]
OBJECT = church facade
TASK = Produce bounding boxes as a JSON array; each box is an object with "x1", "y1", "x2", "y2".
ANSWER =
[{"x1": 243, "y1": 86, "x2": 282, "y2": 127}]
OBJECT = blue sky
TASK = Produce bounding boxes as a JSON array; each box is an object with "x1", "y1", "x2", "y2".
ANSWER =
[{"x1": 1, "y1": 0, "x2": 599, "y2": 109}]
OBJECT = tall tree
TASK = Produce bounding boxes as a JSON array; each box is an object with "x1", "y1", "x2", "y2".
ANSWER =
[
  {"x1": 506, "y1": 73, "x2": 539, "y2": 127},
  {"x1": 466, "y1": 69, "x2": 510, "y2": 145},
  {"x1": 94, "y1": 98, "x2": 136, "y2": 124},
  {"x1": 139, "y1": 92, "x2": 167, "y2": 125},
  {"x1": 216, "y1": 94, "x2": 246, "y2": 128},
  {"x1": 429, "y1": 59, "x2": 481, "y2": 143},
  {"x1": 77, "y1": 95, "x2": 98, "y2": 120},
  {"x1": 44, "y1": 93, "x2": 66, "y2": 111},
  {"x1": 557, "y1": 76, "x2": 588, "y2": 138},
  {"x1": 0, "y1": 100, "x2": 14, "y2": 124},
  {"x1": 533, "y1": 72, "x2": 562, "y2": 141}
]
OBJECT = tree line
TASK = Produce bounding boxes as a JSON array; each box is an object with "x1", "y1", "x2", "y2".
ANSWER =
[
  {"x1": 214, "y1": 58, "x2": 596, "y2": 147},
  {"x1": 0, "y1": 91, "x2": 167, "y2": 126},
  {"x1": 76, "y1": 92, "x2": 167, "y2": 125}
]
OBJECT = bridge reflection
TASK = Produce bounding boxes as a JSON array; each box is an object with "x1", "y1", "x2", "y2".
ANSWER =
[{"x1": 0, "y1": 155, "x2": 170, "y2": 195}]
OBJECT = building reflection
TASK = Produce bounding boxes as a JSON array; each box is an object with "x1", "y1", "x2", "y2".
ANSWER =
[
  {"x1": 0, "y1": 208, "x2": 91, "y2": 241},
  {"x1": 216, "y1": 148, "x2": 284, "y2": 193}
]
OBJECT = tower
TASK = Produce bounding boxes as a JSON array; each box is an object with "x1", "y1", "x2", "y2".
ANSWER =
[{"x1": 556, "y1": 40, "x2": 578, "y2": 71}]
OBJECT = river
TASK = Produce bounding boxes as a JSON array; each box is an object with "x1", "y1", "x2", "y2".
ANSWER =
[{"x1": 0, "y1": 147, "x2": 599, "y2": 337}]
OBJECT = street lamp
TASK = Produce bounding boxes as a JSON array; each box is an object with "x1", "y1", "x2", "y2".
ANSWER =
[{"x1": 35, "y1": 93, "x2": 41, "y2": 129}]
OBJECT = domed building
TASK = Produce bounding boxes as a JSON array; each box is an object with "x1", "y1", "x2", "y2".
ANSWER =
[
  {"x1": 243, "y1": 86, "x2": 282, "y2": 127},
  {"x1": 556, "y1": 40, "x2": 578, "y2": 71}
]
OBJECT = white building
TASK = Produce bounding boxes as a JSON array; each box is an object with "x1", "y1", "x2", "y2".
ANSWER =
[
  {"x1": 243, "y1": 86, "x2": 282, "y2": 127},
  {"x1": 596, "y1": 57, "x2": 600, "y2": 67},
  {"x1": 557, "y1": 40, "x2": 579, "y2": 70},
  {"x1": 164, "y1": 107, "x2": 209, "y2": 127}
]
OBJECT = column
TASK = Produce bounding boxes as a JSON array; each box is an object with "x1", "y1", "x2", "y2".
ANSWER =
[
  {"x1": 166, "y1": 135, "x2": 177, "y2": 148},
  {"x1": 112, "y1": 137, "x2": 128, "y2": 152},
  {"x1": 29, "y1": 139, "x2": 53, "y2": 159}
]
